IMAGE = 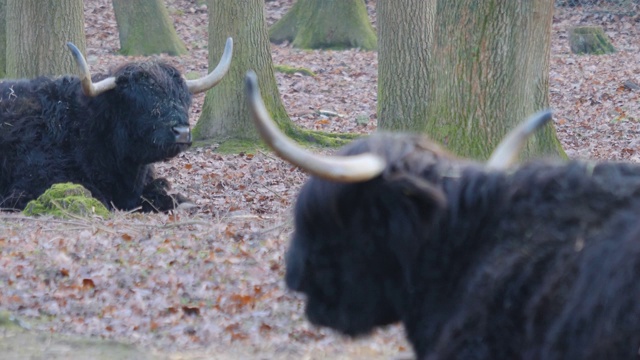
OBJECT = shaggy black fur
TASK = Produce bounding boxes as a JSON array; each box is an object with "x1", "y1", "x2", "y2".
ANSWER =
[
  {"x1": 0, "y1": 61, "x2": 192, "y2": 212},
  {"x1": 286, "y1": 132, "x2": 640, "y2": 359}
]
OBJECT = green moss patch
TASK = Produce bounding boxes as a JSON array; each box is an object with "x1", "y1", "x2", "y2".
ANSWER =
[
  {"x1": 192, "y1": 130, "x2": 362, "y2": 156},
  {"x1": 0, "y1": 311, "x2": 18, "y2": 330},
  {"x1": 23, "y1": 183, "x2": 110, "y2": 218},
  {"x1": 274, "y1": 64, "x2": 316, "y2": 77},
  {"x1": 215, "y1": 139, "x2": 264, "y2": 154}
]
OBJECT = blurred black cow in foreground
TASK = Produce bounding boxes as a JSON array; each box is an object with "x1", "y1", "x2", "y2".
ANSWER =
[
  {"x1": 0, "y1": 38, "x2": 233, "y2": 212},
  {"x1": 245, "y1": 71, "x2": 640, "y2": 359}
]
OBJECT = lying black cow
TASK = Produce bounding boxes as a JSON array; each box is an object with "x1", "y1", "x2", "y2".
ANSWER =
[
  {"x1": 245, "y1": 71, "x2": 640, "y2": 359},
  {"x1": 0, "y1": 39, "x2": 233, "y2": 212}
]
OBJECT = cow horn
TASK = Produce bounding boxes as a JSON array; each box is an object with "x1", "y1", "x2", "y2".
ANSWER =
[
  {"x1": 245, "y1": 71, "x2": 387, "y2": 183},
  {"x1": 186, "y1": 37, "x2": 233, "y2": 94},
  {"x1": 486, "y1": 109, "x2": 553, "y2": 170},
  {"x1": 66, "y1": 42, "x2": 117, "y2": 97}
]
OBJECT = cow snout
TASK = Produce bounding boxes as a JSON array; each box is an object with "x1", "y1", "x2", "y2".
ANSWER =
[{"x1": 172, "y1": 126, "x2": 191, "y2": 144}]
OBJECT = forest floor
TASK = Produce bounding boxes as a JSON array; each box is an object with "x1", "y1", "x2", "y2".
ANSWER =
[{"x1": 1, "y1": 1, "x2": 640, "y2": 359}]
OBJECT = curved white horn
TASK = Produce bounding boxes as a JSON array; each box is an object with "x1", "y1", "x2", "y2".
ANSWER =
[
  {"x1": 186, "y1": 37, "x2": 233, "y2": 94},
  {"x1": 245, "y1": 71, "x2": 386, "y2": 183},
  {"x1": 487, "y1": 109, "x2": 553, "y2": 170},
  {"x1": 66, "y1": 42, "x2": 117, "y2": 97}
]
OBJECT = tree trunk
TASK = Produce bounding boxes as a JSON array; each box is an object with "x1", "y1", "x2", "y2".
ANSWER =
[
  {"x1": 112, "y1": 0, "x2": 187, "y2": 56},
  {"x1": 427, "y1": 0, "x2": 565, "y2": 159},
  {"x1": 193, "y1": 0, "x2": 292, "y2": 147},
  {"x1": 270, "y1": 0, "x2": 377, "y2": 50},
  {"x1": 195, "y1": 0, "x2": 355, "y2": 150},
  {"x1": 377, "y1": 0, "x2": 435, "y2": 132},
  {"x1": 6, "y1": 0, "x2": 86, "y2": 78},
  {"x1": 569, "y1": 26, "x2": 616, "y2": 55},
  {"x1": 0, "y1": 0, "x2": 6, "y2": 78}
]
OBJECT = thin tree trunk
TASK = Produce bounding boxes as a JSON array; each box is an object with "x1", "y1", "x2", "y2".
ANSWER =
[
  {"x1": 426, "y1": 0, "x2": 565, "y2": 159},
  {"x1": 0, "y1": 0, "x2": 6, "y2": 78},
  {"x1": 6, "y1": 0, "x2": 86, "y2": 78},
  {"x1": 112, "y1": 0, "x2": 187, "y2": 56},
  {"x1": 377, "y1": 0, "x2": 435, "y2": 131},
  {"x1": 270, "y1": 0, "x2": 376, "y2": 50}
]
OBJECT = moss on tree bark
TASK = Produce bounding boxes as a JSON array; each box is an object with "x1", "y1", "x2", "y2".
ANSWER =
[
  {"x1": 270, "y1": 0, "x2": 376, "y2": 50},
  {"x1": 112, "y1": 0, "x2": 187, "y2": 56},
  {"x1": 379, "y1": 0, "x2": 566, "y2": 160},
  {"x1": 569, "y1": 26, "x2": 615, "y2": 55},
  {"x1": 427, "y1": 0, "x2": 565, "y2": 159}
]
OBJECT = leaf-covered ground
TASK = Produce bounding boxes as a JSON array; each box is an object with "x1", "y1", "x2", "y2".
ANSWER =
[{"x1": 1, "y1": 1, "x2": 639, "y2": 359}]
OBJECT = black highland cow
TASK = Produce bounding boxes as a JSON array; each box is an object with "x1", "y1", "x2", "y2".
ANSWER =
[
  {"x1": 0, "y1": 39, "x2": 233, "y2": 212},
  {"x1": 246, "y1": 72, "x2": 640, "y2": 359}
]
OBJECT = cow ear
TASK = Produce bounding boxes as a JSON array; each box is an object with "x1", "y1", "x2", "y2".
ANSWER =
[
  {"x1": 387, "y1": 172, "x2": 447, "y2": 211},
  {"x1": 115, "y1": 75, "x2": 129, "y2": 87}
]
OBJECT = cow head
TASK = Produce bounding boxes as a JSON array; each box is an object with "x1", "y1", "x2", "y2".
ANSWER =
[
  {"x1": 244, "y1": 71, "x2": 552, "y2": 336},
  {"x1": 66, "y1": 39, "x2": 233, "y2": 164},
  {"x1": 285, "y1": 133, "x2": 454, "y2": 336}
]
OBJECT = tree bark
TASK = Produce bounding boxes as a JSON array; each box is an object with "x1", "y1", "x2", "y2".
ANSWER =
[
  {"x1": 6, "y1": 0, "x2": 86, "y2": 78},
  {"x1": 427, "y1": 0, "x2": 565, "y2": 159},
  {"x1": 0, "y1": 0, "x2": 6, "y2": 78},
  {"x1": 377, "y1": 0, "x2": 435, "y2": 132},
  {"x1": 270, "y1": 0, "x2": 377, "y2": 50},
  {"x1": 193, "y1": 0, "x2": 291, "y2": 145},
  {"x1": 112, "y1": 0, "x2": 187, "y2": 56}
]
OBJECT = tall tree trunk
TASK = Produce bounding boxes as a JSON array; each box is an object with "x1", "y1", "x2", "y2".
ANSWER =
[
  {"x1": 427, "y1": 0, "x2": 565, "y2": 159},
  {"x1": 270, "y1": 0, "x2": 376, "y2": 50},
  {"x1": 0, "y1": 0, "x2": 6, "y2": 78},
  {"x1": 6, "y1": 0, "x2": 86, "y2": 78},
  {"x1": 193, "y1": 0, "x2": 291, "y2": 146},
  {"x1": 377, "y1": 0, "x2": 435, "y2": 131},
  {"x1": 112, "y1": 0, "x2": 187, "y2": 56}
]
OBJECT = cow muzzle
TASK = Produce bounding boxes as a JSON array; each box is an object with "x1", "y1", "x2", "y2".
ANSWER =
[{"x1": 172, "y1": 126, "x2": 192, "y2": 144}]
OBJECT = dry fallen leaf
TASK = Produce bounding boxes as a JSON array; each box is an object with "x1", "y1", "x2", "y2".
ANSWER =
[{"x1": 82, "y1": 278, "x2": 95, "y2": 291}]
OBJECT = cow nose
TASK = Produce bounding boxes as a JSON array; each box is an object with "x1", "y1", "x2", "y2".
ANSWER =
[{"x1": 172, "y1": 126, "x2": 191, "y2": 144}]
